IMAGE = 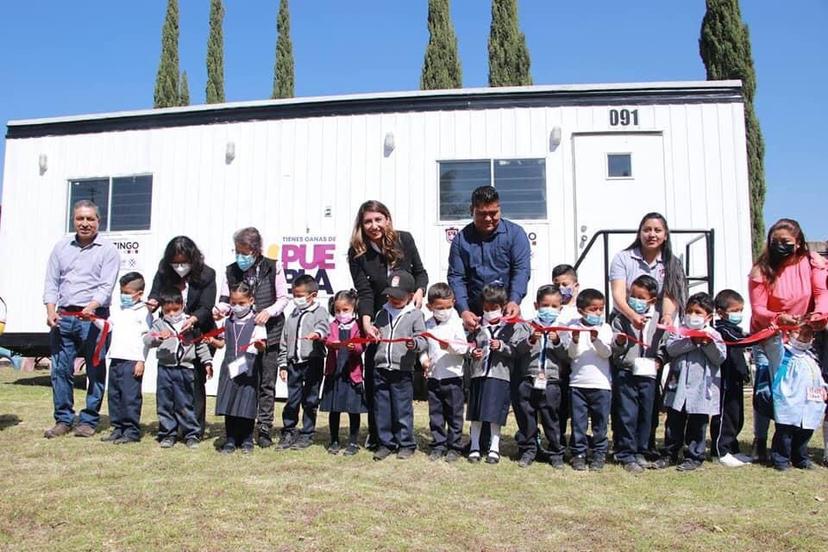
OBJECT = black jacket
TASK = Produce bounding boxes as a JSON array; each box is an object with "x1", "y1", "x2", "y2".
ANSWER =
[
  {"x1": 148, "y1": 265, "x2": 217, "y2": 333},
  {"x1": 713, "y1": 319, "x2": 750, "y2": 380},
  {"x1": 348, "y1": 230, "x2": 428, "y2": 319}
]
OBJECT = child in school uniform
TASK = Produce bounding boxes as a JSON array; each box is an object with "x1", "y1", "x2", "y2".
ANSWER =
[
  {"x1": 552, "y1": 264, "x2": 580, "y2": 448},
  {"x1": 656, "y1": 292, "x2": 726, "y2": 471},
  {"x1": 144, "y1": 288, "x2": 214, "y2": 449},
  {"x1": 515, "y1": 284, "x2": 568, "y2": 469},
  {"x1": 562, "y1": 288, "x2": 614, "y2": 471},
  {"x1": 610, "y1": 275, "x2": 664, "y2": 473},
  {"x1": 468, "y1": 284, "x2": 530, "y2": 465},
  {"x1": 421, "y1": 283, "x2": 469, "y2": 463},
  {"x1": 320, "y1": 290, "x2": 368, "y2": 456},
  {"x1": 711, "y1": 289, "x2": 752, "y2": 467},
  {"x1": 277, "y1": 274, "x2": 330, "y2": 450},
  {"x1": 215, "y1": 282, "x2": 265, "y2": 454},
  {"x1": 98, "y1": 272, "x2": 153, "y2": 444},
  {"x1": 371, "y1": 270, "x2": 428, "y2": 461},
  {"x1": 770, "y1": 324, "x2": 827, "y2": 471}
]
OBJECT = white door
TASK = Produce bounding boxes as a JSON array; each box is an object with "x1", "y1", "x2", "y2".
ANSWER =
[{"x1": 572, "y1": 133, "x2": 666, "y2": 306}]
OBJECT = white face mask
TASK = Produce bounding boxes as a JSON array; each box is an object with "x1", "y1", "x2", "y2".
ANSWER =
[
  {"x1": 789, "y1": 337, "x2": 812, "y2": 354},
  {"x1": 432, "y1": 308, "x2": 452, "y2": 323},
  {"x1": 171, "y1": 263, "x2": 191, "y2": 278},
  {"x1": 685, "y1": 314, "x2": 707, "y2": 330},
  {"x1": 483, "y1": 309, "x2": 502, "y2": 324},
  {"x1": 293, "y1": 296, "x2": 310, "y2": 310},
  {"x1": 165, "y1": 311, "x2": 185, "y2": 324},
  {"x1": 231, "y1": 304, "x2": 252, "y2": 318}
]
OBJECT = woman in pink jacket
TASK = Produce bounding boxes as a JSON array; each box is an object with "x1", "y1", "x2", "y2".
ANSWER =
[{"x1": 748, "y1": 218, "x2": 828, "y2": 462}]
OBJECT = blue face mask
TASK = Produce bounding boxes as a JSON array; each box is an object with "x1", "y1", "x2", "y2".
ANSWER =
[
  {"x1": 236, "y1": 254, "x2": 255, "y2": 272},
  {"x1": 584, "y1": 313, "x2": 603, "y2": 327},
  {"x1": 627, "y1": 297, "x2": 649, "y2": 315},
  {"x1": 120, "y1": 294, "x2": 137, "y2": 309},
  {"x1": 537, "y1": 307, "x2": 559, "y2": 324},
  {"x1": 727, "y1": 312, "x2": 743, "y2": 325}
]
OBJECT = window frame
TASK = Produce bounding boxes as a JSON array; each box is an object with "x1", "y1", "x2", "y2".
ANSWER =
[
  {"x1": 606, "y1": 152, "x2": 633, "y2": 180},
  {"x1": 65, "y1": 173, "x2": 153, "y2": 234}
]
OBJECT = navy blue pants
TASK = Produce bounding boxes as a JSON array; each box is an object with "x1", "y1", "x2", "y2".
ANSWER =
[
  {"x1": 516, "y1": 379, "x2": 564, "y2": 460},
  {"x1": 156, "y1": 365, "x2": 199, "y2": 441},
  {"x1": 282, "y1": 358, "x2": 324, "y2": 437},
  {"x1": 663, "y1": 408, "x2": 709, "y2": 463},
  {"x1": 613, "y1": 370, "x2": 656, "y2": 464},
  {"x1": 374, "y1": 368, "x2": 415, "y2": 450},
  {"x1": 569, "y1": 387, "x2": 611, "y2": 458},
  {"x1": 107, "y1": 359, "x2": 143, "y2": 441},
  {"x1": 710, "y1": 369, "x2": 745, "y2": 457},
  {"x1": 427, "y1": 377, "x2": 464, "y2": 452},
  {"x1": 771, "y1": 424, "x2": 814, "y2": 469}
]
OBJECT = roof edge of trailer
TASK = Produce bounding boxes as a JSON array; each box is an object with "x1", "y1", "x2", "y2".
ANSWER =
[{"x1": 6, "y1": 80, "x2": 744, "y2": 139}]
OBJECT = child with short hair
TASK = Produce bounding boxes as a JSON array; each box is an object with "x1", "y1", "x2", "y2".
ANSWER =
[
  {"x1": 468, "y1": 284, "x2": 530, "y2": 465},
  {"x1": 563, "y1": 288, "x2": 614, "y2": 471},
  {"x1": 421, "y1": 283, "x2": 469, "y2": 463},
  {"x1": 711, "y1": 289, "x2": 752, "y2": 467},
  {"x1": 610, "y1": 275, "x2": 664, "y2": 473},
  {"x1": 277, "y1": 274, "x2": 330, "y2": 450},
  {"x1": 215, "y1": 282, "x2": 265, "y2": 454},
  {"x1": 98, "y1": 272, "x2": 153, "y2": 444},
  {"x1": 515, "y1": 284, "x2": 568, "y2": 468},
  {"x1": 770, "y1": 324, "x2": 827, "y2": 471},
  {"x1": 371, "y1": 270, "x2": 428, "y2": 461},
  {"x1": 144, "y1": 288, "x2": 214, "y2": 449},
  {"x1": 656, "y1": 292, "x2": 726, "y2": 471},
  {"x1": 320, "y1": 289, "x2": 368, "y2": 456},
  {"x1": 552, "y1": 264, "x2": 580, "y2": 446}
]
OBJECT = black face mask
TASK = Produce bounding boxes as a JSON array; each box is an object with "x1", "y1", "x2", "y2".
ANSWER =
[{"x1": 770, "y1": 240, "x2": 796, "y2": 259}]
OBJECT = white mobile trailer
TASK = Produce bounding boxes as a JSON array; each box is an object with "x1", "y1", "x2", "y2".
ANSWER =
[{"x1": 0, "y1": 81, "x2": 752, "y2": 393}]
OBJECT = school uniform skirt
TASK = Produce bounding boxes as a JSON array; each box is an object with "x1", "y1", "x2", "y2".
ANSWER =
[
  {"x1": 320, "y1": 373, "x2": 368, "y2": 414},
  {"x1": 215, "y1": 363, "x2": 258, "y2": 420},
  {"x1": 467, "y1": 377, "x2": 511, "y2": 426}
]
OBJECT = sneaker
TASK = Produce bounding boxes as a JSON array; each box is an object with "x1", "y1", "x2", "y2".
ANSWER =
[
  {"x1": 159, "y1": 437, "x2": 175, "y2": 449},
  {"x1": 733, "y1": 453, "x2": 753, "y2": 464},
  {"x1": 571, "y1": 456, "x2": 587, "y2": 471},
  {"x1": 113, "y1": 437, "x2": 139, "y2": 445},
  {"x1": 429, "y1": 449, "x2": 444, "y2": 461},
  {"x1": 774, "y1": 463, "x2": 791, "y2": 472},
  {"x1": 624, "y1": 461, "x2": 645, "y2": 473},
  {"x1": 343, "y1": 443, "x2": 360, "y2": 456},
  {"x1": 373, "y1": 446, "x2": 393, "y2": 461},
  {"x1": 796, "y1": 461, "x2": 817, "y2": 471},
  {"x1": 653, "y1": 457, "x2": 673, "y2": 470},
  {"x1": 467, "y1": 450, "x2": 481, "y2": 463},
  {"x1": 278, "y1": 432, "x2": 296, "y2": 450},
  {"x1": 327, "y1": 442, "x2": 341, "y2": 455},
  {"x1": 44, "y1": 423, "x2": 73, "y2": 439},
  {"x1": 676, "y1": 459, "x2": 701, "y2": 471},
  {"x1": 185, "y1": 438, "x2": 199, "y2": 450},
  {"x1": 719, "y1": 453, "x2": 748, "y2": 468},
  {"x1": 485, "y1": 451, "x2": 501, "y2": 465},
  {"x1": 100, "y1": 431, "x2": 123, "y2": 442},
  {"x1": 291, "y1": 436, "x2": 313, "y2": 450},
  {"x1": 257, "y1": 429, "x2": 273, "y2": 449},
  {"x1": 240, "y1": 443, "x2": 254, "y2": 455},
  {"x1": 549, "y1": 457, "x2": 565, "y2": 469},
  {"x1": 589, "y1": 457, "x2": 605, "y2": 472},
  {"x1": 445, "y1": 450, "x2": 462, "y2": 463},
  {"x1": 751, "y1": 438, "x2": 768, "y2": 463},
  {"x1": 73, "y1": 424, "x2": 95, "y2": 438},
  {"x1": 822, "y1": 457, "x2": 828, "y2": 468},
  {"x1": 517, "y1": 454, "x2": 534, "y2": 468},
  {"x1": 397, "y1": 448, "x2": 415, "y2": 460},
  {"x1": 221, "y1": 442, "x2": 236, "y2": 454},
  {"x1": 634, "y1": 454, "x2": 654, "y2": 469}
]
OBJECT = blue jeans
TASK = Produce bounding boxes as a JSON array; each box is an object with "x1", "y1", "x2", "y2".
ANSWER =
[
  {"x1": 49, "y1": 313, "x2": 109, "y2": 427},
  {"x1": 753, "y1": 334, "x2": 783, "y2": 441}
]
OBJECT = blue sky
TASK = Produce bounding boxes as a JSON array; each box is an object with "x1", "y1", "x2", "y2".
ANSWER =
[{"x1": 1, "y1": 1, "x2": 826, "y2": 238}]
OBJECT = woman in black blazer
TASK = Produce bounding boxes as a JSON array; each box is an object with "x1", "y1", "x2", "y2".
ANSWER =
[
  {"x1": 147, "y1": 236, "x2": 217, "y2": 439},
  {"x1": 348, "y1": 200, "x2": 428, "y2": 448}
]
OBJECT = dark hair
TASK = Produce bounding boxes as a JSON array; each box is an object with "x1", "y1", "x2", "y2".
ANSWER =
[
  {"x1": 293, "y1": 274, "x2": 319, "y2": 293},
  {"x1": 329, "y1": 289, "x2": 358, "y2": 315},
  {"x1": 119, "y1": 271, "x2": 145, "y2": 291},
  {"x1": 471, "y1": 186, "x2": 499, "y2": 209},
  {"x1": 714, "y1": 289, "x2": 744, "y2": 312},
  {"x1": 229, "y1": 282, "x2": 254, "y2": 298},
  {"x1": 552, "y1": 264, "x2": 577, "y2": 281},
  {"x1": 687, "y1": 292, "x2": 714, "y2": 315},
  {"x1": 157, "y1": 236, "x2": 205, "y2": 284},
  {"x1": 427, "y1": 283, "x2": 454, "y2": 303},
  {"x1": 625, "y1": 212, "x2": 686, "y2": 311},
  {"x1": 752, "y1": 218, "x2": 810, "y2": 285},
  {"x1": 630, "y1": 275, "x2": 658, "y2": 299},
  {"x1": 481, "y1": 284, "x2": 508, "y2": 306},
  {"x1": 159, "y1": 288, "x2": 184, "y2": 307},
  {"x1": 536, "y1": 284, "x2": 561, "y2": 303},
  {"x1": 576, "y1": 288, "x2": 604, "y2": 310}
]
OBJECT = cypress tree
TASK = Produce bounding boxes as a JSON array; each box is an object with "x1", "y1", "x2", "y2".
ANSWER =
[
  {"x1": 179, "y1": 71, "x2": 190, "y2": 106},
  {"x1": 488, "y1": 0, "x2": 532, "y2": 87},
  {"x1": 272, "y1": 0, "x2": 294, "y2": 99},
  {"x1": 700, "y1": 0, "x2": 765, "y2": 258},
  {"x1": 154, "y1": 0, "x2": 180, "y2": 108},
  {"x1": 206, "y1": 0, "x2": 225, "y2": 104},
  {"x1": 420, "y1": 0, "x2": 462, "y2": 90}
]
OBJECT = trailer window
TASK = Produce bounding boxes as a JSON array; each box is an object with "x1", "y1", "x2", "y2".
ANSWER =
[
  {"x1": 439, "y1": 161, "x2": 490, "y2": 221},
  {"x1": 607, "y1": 153, "x2": 632, "y2": 178},
  {"x1": 67, "y1": 175, "x2": 152, "y2": 232}
]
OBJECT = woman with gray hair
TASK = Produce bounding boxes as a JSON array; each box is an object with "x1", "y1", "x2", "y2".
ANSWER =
[{"x1": 215, "y1": 227, "x2": 289, "y2": 448}]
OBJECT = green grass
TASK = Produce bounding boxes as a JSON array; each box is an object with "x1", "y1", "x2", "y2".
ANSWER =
[{"x1": 0, "y1": 365, "x2": 826, "y2": 551}]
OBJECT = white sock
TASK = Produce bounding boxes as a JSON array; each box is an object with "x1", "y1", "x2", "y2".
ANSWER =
[
  {"x1": 489, "y1": 423, "x2": 502, "y2": 454},
  {"x1": 823, "y1": 419, "x2": 828, "y2": 459},
  {"x1": 470, "y1": 421, "x2": 482, "y2": 452}
]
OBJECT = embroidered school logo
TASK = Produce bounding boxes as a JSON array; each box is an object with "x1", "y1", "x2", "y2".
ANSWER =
[
  {"x1": 391, "y1": 275, "x2": 400, "y2": 287},
  {"x1": 445, "y1": 227, "x2": 459, "y2": 243}
]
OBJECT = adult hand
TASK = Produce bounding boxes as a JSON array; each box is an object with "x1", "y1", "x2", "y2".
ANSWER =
[
  {"x1": 629, "y1": 312, "x2": 647, "y2": 330},
  {"x1": 461, "y1": 311, "x2": 480, "y2": 332},
  {"x1": 776, "y1": 313, "x2": 800, "y2": 327},
  {"x1": 81, "y1": 302, "x2": 100, "y2": 318},
  {"x1": 503, "y1": 302, "x2": 521, "y2": 319},
  {"x1": 146, "y1": 298, "x2": 159, "y2": 313},
  {"x1": 255, "y1": 310, "x2": 272, "y2": 326},
  {"x1": 46, "y1": 307, "x2": 60, "y2": 328},
  {"x1": 365, "y1": 324, "x2": 381, "y2": 341},
  {"x1": 212, "y1": 306, "x2": 226, "y2": 321},
  {"x1": 658, "y1": 312, "x2": 673, "y2": 328},
  {"x1": 412, "y1": 289, "x2": 424, "y2": 309},
  {"x1": 180, "y1": 315, "x2": 198, "y2": 332},
  {"x1": 807, "y1": 313, "x2": 827, "y2": 331}
]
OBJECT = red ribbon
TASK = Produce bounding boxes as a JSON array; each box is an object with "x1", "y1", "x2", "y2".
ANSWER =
[
  {"x1": 148, "y1": 326, "x2": 225, "y2": 345},
  {"x1": 59, "y1": 310, "x2": 109, "y2": 366}
]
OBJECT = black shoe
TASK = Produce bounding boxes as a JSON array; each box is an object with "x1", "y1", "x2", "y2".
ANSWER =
[
  {"x1": 445, "y1": 450, "x2": 462, "y2": 463},
  {"x1": 517, "y1": 454, "x2": 534, "y2": 468},
  {"x1": 751, "y1": 438, "x2": 768, "y2": 464},
  {"x1": 291, "y1": 436, "x2": 313, "y2": 450},
  {"x1": 397, "y1": 447, "x2": 415, "y2": 460},
  {"x1": 635, "y1": 454, "x2": 654, "y2": 469},
  {"x1": 257, "y1": 429, "x2": 273, "y2": 449},
  {"x1": 185, "y1": 438, "x2": 199, "y2": 450},
  {"x1": 429, "y1": 449, "x2": 444, "y2": 461},
  {"x1": 159, "y1": 437, "x2": 175, "y2": 449},
  {"x1": 278, "y1": 432, "x2": 296, "y2": 450},
  {"x1": 221, "y1": 442, "x2": 236, "y2": 454},
  {"x1": 653, "y1": 457, "x2": 673, "y2": 470},
  {"x1": 113, "y1": 436, "x2": 139, "y2": 445},
  {"x1": 343, "y1": 443, "x2": 360, "y2": 456},
  {"x1": 467, "y1": 450, "x2": 481, "y2": 464},
  {"x1": 571, "y1": 456, "x2": 587, "y2": 471},
  {"x1": 241, "y1": 443, "x2": 254, "y2": 455},
  {"x1": 774, "y1": 463, "x2": 791, "y2": 472},
  {"x1": 624, "y1": 462, "x2": 645, "y2": 474},
  {"x1": 373, "y1": 446, "x2": 393, "y2": 461},
  {"x1": 485, "y1": 451, "x2": 501, "y2": 465},
  {"x1": 549, "y1": 457, "x2": 565, "y2": 469},
  {"x1": 796, "y1": 461, "x2": 817, "y2": 471},
  {"x1": 676, "y1": 459, "x2": 701, "y2": 471},
  {"x1": 327, "y1": 442, "x2": 341, "y2": 455},
  {"x1": 589, "y1": 457, "x2": 606, "y2": 472},
  {"x1": 100, "y1": 431, "x2": 123, "y2": 442}
]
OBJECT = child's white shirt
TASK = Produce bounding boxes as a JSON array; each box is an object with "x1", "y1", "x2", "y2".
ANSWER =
[
  {"x1": 557, "y1": 304, "x2": 580, "y2": 326},
  {"x1": 419, "y1": 310, "x2": 469, "y2": 380},
  {"x1": 100, "y1": 303, "x2": 153, "y2": 362},
  {"x1": 564, "y1": 319, "x2": 613, "y2": 390}
]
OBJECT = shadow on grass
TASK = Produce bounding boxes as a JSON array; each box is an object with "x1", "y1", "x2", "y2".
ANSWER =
[
  {"x1": 0, "y1": 414, "x2": 21, "y2": 430},
  {"x1": 6, "y1": 373, "x2": 88, "y2": 390}
]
